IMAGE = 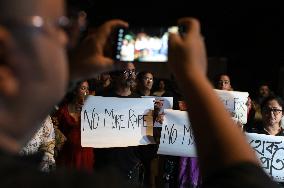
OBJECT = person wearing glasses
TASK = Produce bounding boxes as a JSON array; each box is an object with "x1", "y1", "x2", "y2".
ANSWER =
[
  {"x1": 246, "y1": 95, "x2": 284, "y2": 187},
  {"x1": 248, "y1": 96, "x2": 284, "y2": 136},
  {"x1": 103, "y1": 62, "x2": 138, "y2": 97},
  {"x1": 0, "y1": 0, "x2": 132, "y2": 187},
  {"x1": 95, "y1": 62, "x2": 148, "y2": 186}
]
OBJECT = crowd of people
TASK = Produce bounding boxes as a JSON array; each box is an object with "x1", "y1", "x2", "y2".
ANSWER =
[{"x1": 0, "y1": 0, "x2": 283, "y2": 188}]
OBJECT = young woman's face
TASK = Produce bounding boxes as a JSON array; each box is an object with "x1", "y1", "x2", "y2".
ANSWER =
[
  {"x1": 218, "y1": 75, "x2": 231, "y2": 91},
  {"x1": 262, "y1": 99, "x2": 283, "y2": 127},
  {"x1": 77, "y1": 81, "x2": 89, "y2": 98}
]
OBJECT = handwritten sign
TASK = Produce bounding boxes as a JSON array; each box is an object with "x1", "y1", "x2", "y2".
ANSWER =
[
  {"x1": 142, "y1": 96, "x2": 173, "y2": 127},
  {"x1": 247, "y1": 133, "x2": 284, "y2": 182},
  {"x1": 215, "y1": 89, "x2": 249, "y2": 124},
  {"x1": 81, "y1": 96, "x2": 154, "y2": 148},
  {"x1": 156, "y1": 110, "x2": 284, "y2": 182},
  {"x1": 157, "y1": 109, "x2": 197, "y2": 157}
]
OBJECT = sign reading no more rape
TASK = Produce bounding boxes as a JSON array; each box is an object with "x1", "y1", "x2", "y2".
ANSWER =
[
  {"x1": 81, "y1": 96, "x2": 154, "y2": 148},
  {"x1": 157, "y1": 109, "x2": 197, "y2": 157},
  {"x1": 156, "y1": 110, "x2": 284, "y2": 182}
]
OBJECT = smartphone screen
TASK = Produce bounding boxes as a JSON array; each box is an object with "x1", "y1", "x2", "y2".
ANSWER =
[{"x1": 114, "y1": 26, "x2": 179, "y2": 62}]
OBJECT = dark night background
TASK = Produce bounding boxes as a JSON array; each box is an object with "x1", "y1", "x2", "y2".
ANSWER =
[{"x1": 72, "y1": 1, "x2": 284, "y2": 98}]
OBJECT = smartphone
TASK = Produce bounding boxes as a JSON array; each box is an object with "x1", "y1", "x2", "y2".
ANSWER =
[{"x1": 113, "y1": 26, "x2": 181, "y2": 62}]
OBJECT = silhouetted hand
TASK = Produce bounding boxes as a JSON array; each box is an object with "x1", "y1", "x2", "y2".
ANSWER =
[
  {"x1": 168, "y1": 18, "x2": 207, "y2": 79},
  {"x1": 70, "y1": 19, "x2": 128, "y2": 80},
  {"x1": 155, "y1": 113, "x2": 165, "y2": 124}
]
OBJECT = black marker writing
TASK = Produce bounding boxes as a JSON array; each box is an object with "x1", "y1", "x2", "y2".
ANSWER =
[{"x1": 83, "y1": 108, "x2": 99, "y2": 131}]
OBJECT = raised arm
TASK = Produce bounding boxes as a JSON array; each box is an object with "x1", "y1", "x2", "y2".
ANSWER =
[{"x1": 168, "y1": 17, "x2": 258, "y2": 176}]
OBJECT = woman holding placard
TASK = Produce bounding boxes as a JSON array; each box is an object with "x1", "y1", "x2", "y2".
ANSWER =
[{"x1": 53, "y1": 81, "x2": 94, "y2": 173}]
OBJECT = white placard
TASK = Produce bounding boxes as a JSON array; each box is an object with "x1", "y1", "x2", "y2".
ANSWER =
[
  {"x1": 81, "y1": 96, "x2": 154, "y2": 148},
  {"x1": 215, "y1": 89, "x2": 249, "y2": 124},
  {"x1": 157, "y1": 109, "x2": 197, "y2": 157},
  {"x1": 156, "y1": 110, "x2": 284, "y2": 182},
  {"x1": 247, "y1": 133, "x2": 284, "y2": 182}
]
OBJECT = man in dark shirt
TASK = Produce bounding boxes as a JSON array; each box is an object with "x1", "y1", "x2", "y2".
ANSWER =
[{"x1": 96, "y1": 63, "x2": 150, "y2": 187}]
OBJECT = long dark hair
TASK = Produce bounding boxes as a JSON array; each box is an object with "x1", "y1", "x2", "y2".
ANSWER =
[{"x1": 59, "y1": 80, "x2": 89, "y2": 106}]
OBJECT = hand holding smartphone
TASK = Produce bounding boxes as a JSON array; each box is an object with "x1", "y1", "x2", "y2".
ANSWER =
[{"x1": 113, "y1": 26, "x2": 182, "y2": 62}]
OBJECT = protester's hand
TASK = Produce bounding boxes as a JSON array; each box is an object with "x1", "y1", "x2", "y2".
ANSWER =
[
  {"x1": 70, "y1": 19, "x2": 128, "y2": 80},
  {"x1": 155, "y1": 113, "x2": 165, "y2": 124},
  {"x1": 153, "y1": 99, "x2": 165, "y2": 124},
  {"x1": 178, "y1": 100, "x2": 188, "y2": 111},
  {"x1": 168, "y1": 18, "x2": 207, "y2": 79}
]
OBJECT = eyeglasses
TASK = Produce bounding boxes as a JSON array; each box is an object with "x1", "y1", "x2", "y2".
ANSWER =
[
  {"x1": 263, "y1": 108, "x2": 283, "y2": 115},
  {"x1": 123, "y1": 69, "x2": 136, "y2": 77},
  {"x1": 2, "y1": 16, "x2": 71, "y2": 43},
  {"x1": 2, "y1": 16, "x2": 71, "y2": 30}
]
